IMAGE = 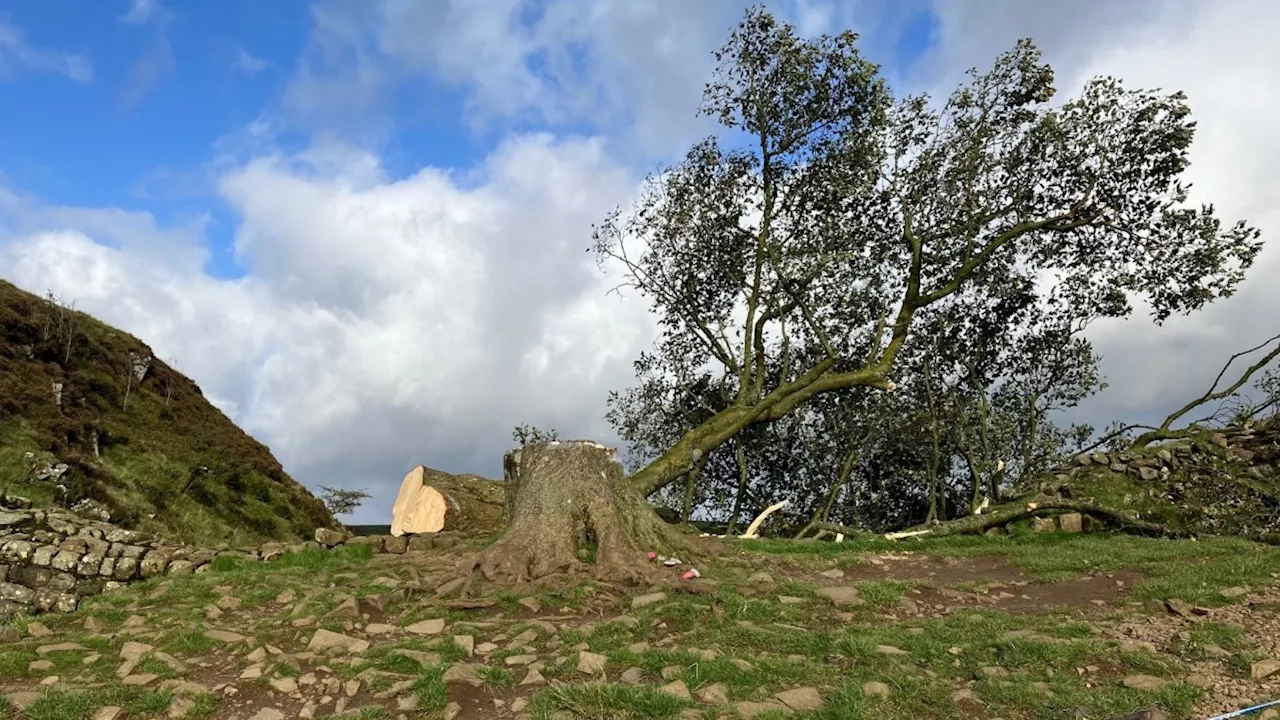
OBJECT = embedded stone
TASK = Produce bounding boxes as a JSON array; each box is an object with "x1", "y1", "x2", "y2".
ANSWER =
[{"x1": 76, "y1": 553, "x2": 103, "y2": 577}]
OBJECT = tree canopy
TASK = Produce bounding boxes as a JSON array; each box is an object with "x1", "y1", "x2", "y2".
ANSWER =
[{"x1": 594, "y1": 6, "x2": 1262, "y2": 508}]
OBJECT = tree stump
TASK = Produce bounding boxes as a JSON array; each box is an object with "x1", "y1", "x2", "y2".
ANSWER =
[
  {"x1": 478, "y1": 440, "x2": 690, "y2": 584},
  {"x1": 389, "y1": 465, "x2": 505, "y2": 537}
]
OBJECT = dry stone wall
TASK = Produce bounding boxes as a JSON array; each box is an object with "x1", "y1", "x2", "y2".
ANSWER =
[
  {"x1": 0, "y1": 500, "x2": 470, "y2": 620},
  {"x1": 1026, "y1": 422, "x2": 1280, "y2": 536}
]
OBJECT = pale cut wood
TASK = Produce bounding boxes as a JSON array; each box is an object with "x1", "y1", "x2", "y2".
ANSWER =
[{"x1": 390, "y1": 465, "x2": 506, "y2": 537}]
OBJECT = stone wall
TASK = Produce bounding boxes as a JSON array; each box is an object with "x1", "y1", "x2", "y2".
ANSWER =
[
  {"x1": 0, "y1": 506, "x2": 194, "y2": 618},
  {"x1": 1026, "y1": 422, "x2": 1280, "y2": 536},
  {"x1": 0, "y1": 501, "x2": 471, "y2": 620}
]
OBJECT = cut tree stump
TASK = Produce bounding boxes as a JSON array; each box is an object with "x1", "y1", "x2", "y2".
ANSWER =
[
  {"x1": 476, "y1": 440, "x2": 693, "y2": 585},
  {"x1": 389, "y1": 465, "x2": 505, "y2": 537}
]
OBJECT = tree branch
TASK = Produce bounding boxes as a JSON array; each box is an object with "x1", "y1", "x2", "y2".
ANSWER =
[{"x1": 1133, "y1": 332, "x2": 1280, "y2": 447}]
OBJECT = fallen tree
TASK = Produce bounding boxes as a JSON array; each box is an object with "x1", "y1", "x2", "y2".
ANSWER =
[
  {"x1": 880, "y1": 496, "x2": 1185, "y2": 539},
  {"x1": 389, "y1": 466, "x2": 505, "y2": 537},
  {"x1": 823, "y1": 417, "x2": 1280, "y2": 545}
]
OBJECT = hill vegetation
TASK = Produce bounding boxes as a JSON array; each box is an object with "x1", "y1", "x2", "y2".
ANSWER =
[{"x1": 0, "y1": 279, "x2": 337, "y2": 546}]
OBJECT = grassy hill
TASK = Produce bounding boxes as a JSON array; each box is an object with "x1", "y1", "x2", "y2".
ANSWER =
[{"x1": 0, "y1": 279, "x2": 338, "y2": 547}]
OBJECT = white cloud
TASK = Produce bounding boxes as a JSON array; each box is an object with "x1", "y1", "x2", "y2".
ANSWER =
[
  {"x1": 232, "y1": 48, "x2": 269, "y2": 77},
  {"x1": 118, "y1": 0, "x2": 167, "y2": 25},
  {"x1": 0, "y1": 16, "x2": 92, "y2": 83},
  {"x1": 0, "y1": 133, "x2": 655, "y2": 523},
  {"x1": 115, "y1": 0, "x2": 175, "y2": 110},
  {"x1": 289, "y1": 0, "x2": 918, "y2": 160}
]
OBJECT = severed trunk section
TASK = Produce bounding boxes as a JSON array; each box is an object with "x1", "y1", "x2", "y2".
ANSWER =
[
  {"x1": 479, "y1": 440, "x2": 689, "y2": 585},
  {"x1": 390, "y1": 465, "x2": 505, "y2": 537}
]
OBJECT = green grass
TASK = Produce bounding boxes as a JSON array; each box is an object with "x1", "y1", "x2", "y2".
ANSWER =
[
  {"x1": 0, "y1": 512, "x2": 1267, "y2": 720},
  {"x1": 20, "y1": 690, "x2": 96, "y2": 720},
  {"x1": 528, "y1": 683, "x2": 690, "y2": 719},
  {"x1": 1186, "y1": 621, "x2": 1246, "y2": 652},
  {"x1": 125, "y1": 690, "x2": 174, "y2": 716},
  {"x1": 852, "y1": 581, "x2": 908, "y2": 607},
  {"x1": 476, "y1": 665, "x2": 514, "y2": 686},
  {"x1": 2, "y1": 683, "x2": 213, "y2": 720},
  {"x1": 410, "y1": 665, "x2": 450, "y2": 714},
  {"x1": 316, "y1": 708, "x2": 386, "y2": 720},
  {"x1": 159, "y1": 628, "x2": 218, "y2": 655}
]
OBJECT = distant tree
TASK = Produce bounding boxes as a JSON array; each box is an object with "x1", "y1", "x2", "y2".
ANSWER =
[
  {"x1": 512, "y1": 424, "x2": 561, "y2": 446},
  {"x1": 319, "y1": 485, "x2": 372, "y2": 517},
  {"x1": 40, "y1": 291, "x2": 81, "y2": 365},
  {"x1": 160, "y1": 357, "x2": 179, "y2": 409}
]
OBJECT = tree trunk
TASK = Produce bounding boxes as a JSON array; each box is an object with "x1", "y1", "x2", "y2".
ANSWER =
[
  {"x1": 681, "y1": 455, "x2": 708, "y2": 523},
  {"x1": 794, "y1": 447, "x2": 859, "y2": 539},
  {"x1": 727, "y1": 441, "x2": 751, "y2": 534},
  {"x1": 390, "y1": 465, "x2": 506, "y2": 537},
  {"x1": 477, "y1": 441, "x2": 692, "y2": 585}
]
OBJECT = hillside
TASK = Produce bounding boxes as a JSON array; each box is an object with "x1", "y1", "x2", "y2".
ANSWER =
[{"x1": 0, "y1": 279, "x2": 338, "y2": 546}]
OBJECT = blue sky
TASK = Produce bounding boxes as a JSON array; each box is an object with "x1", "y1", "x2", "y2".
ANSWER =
[
  {"x1": 1, "y1": 1, "x2": 315, "y2": 276},
  {"x1": 0, "y1": 0, "x2": 939, "y2": 281}
]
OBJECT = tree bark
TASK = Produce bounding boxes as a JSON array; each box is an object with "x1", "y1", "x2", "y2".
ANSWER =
[
  {"x1": 727, "y1": 441, "x2": 751, "y2": 534},
  {"x1": 681, "y1": 455, "x2": 708, "y2": 523},
  {"x1": 390, "y1": 466, "x2": 505, "y2": 537},
  {"x1": 794, "y1": 447, "x2": 859, "y2": 539},
  {"x1": 477, "y1": 441, "x2": 692, "y2": 585}
]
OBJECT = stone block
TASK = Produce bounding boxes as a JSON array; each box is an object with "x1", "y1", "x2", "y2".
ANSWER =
[
  {"x1": 1058, "y1": 513, "x2": 1084, "y2": 534},
  {"x1": 77, "y1": 553, "x2": 103, "y2": 577},
  {"x1": 112, "y1": 557, "x2": 139, "y2": 581},
  {"x1": 0, "y1": 581, "x2": 34, "y2": 605}
]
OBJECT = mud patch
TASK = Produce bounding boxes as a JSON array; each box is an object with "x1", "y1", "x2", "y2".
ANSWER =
[
  {"x1": 838, "y1": 553, "x2": 1032, "y2": 585},
  {"x1": 895, "y1": 570, "x2": 1143, "y2": 616},
  {"x1": 449, "y1": 681, "x2": 529, "y2": 718}
]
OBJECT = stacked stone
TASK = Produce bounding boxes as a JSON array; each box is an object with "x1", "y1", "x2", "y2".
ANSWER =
[
  {"x1": 0, "y1": 504, "x2": 473, "y2": 619},
  {"x1": 0, "y1": 508, "x2": 178, "y2": 617},
  {"x1": 1025, "y1": 423, "x2": 1280, "y2": 537},
  {"x1": 1046, "y1": 428, "x2": 1276, "y2": 485}
]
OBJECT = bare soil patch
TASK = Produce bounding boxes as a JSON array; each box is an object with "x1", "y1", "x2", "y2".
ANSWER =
[
  {"x1": 840, "y1": 553, "x2": 1029, "y2": 584},
  {"x1": 900, "y1": 570, "x2": 1143, "y2": 615}
]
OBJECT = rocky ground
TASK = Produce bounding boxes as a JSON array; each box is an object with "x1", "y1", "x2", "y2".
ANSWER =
[{"x1": 1, "y1": 532, "x2": 1279, "y2": 720}]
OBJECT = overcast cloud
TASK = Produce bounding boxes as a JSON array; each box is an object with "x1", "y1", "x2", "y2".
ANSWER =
[{"x1": 1, "y1": 0, "x2": 1277, "y2": 524}]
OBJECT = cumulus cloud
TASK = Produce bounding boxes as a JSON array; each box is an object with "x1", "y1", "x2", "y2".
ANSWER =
[
  {"x1": 288, "y1": 0, "x2": 929, "y2": 160},
  {"x1": 0, "y1": 15, "x2": 92, "y2": 83},
  {"x1": 1, "y1": 134, "x2": 657, "y2": 523}
]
